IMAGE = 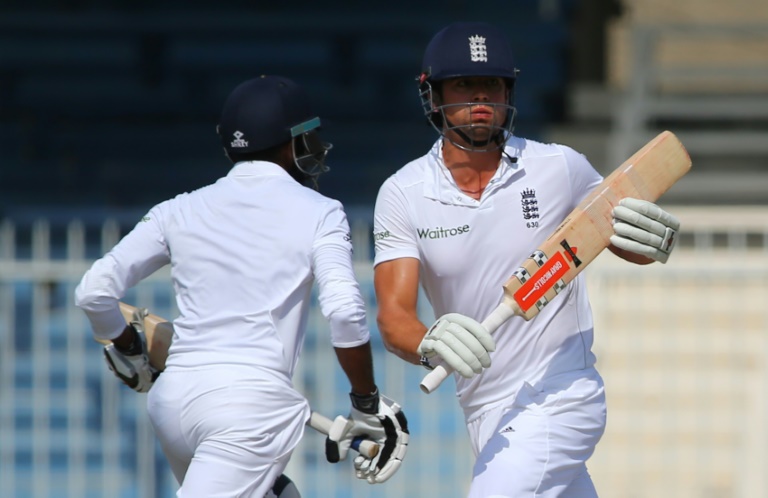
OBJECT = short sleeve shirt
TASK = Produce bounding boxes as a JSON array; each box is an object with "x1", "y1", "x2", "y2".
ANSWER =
[{"x1": 373, "y1": 137, "x2": 603, "y2": 419}]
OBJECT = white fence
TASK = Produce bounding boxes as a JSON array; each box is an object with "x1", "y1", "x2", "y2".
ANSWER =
[{"x1": 1, "y1": 206, "x2": 767, "y2": 498}]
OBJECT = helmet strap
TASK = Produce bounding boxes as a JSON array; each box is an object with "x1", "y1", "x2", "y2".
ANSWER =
[{"x1": 443, "y1": 117, "x2": 506, "y2": 152}]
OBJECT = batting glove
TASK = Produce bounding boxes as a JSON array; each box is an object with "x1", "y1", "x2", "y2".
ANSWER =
[
  {"x1": 103, "y1": 307, "x2": 160, "y2": 393},
  {"x1": 611, "y1": 198, "x2": 681, "y2": 264},
  {"x1": 325, "y1": 388, "x2": 409, "y2": 484},
  {"x1": 417, "y1": 313, "x2": 495, "y2": 379}
]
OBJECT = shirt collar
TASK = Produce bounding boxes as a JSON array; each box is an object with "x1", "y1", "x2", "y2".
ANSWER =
[
  {"x1": 422, "y1": 135, "x2": 525, "y2": 205},
  {"x1": 228, "y1": 160, "x2": 292, "y2": 179}
]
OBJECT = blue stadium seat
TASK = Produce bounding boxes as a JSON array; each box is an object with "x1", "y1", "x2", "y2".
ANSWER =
[
  {"x1": 0, "y1": 36, "x2": 139, "y2": 72},
  {"x1": 1, "y1": 5, "x2": 572, "y2": 222},
  {"x1": 12, "y1": 74, "x2": 191, "y2": 119}
]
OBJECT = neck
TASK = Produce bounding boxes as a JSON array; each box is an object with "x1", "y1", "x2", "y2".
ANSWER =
[{"x1": 442, "y1": 139, "x2": 502, "y2": 198}]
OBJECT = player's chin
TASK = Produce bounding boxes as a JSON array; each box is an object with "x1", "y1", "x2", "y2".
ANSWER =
[{"x1": 465, "y1": 126, "x2": 494, "y2": 141}]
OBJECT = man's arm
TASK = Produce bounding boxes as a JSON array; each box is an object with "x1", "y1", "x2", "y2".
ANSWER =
[
  {"x1": 333, "y1": 342, "x2": 377, "y2": 396},
  {"x1": 373, "y1": 256, "x2": 494, "y2": 379},
  {"x1": 373, "y1": 257, "x2": 426, "y2": 365},
  {"x1": 327, "y1": 341, "x2": 409, "y2": 484}
]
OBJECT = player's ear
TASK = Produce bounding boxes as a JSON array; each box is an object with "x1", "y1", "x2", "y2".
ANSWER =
[{"x1": 217, "y1": 124, "x2": 233, "y2": 164}]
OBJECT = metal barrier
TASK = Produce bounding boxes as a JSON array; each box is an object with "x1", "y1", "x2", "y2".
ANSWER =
[
  {"x1": 0, "y1": 218, "x2": 470, "y2": 498},
  {"x1": 1, "y1": 207, "x2": 767, "y2": 497}
]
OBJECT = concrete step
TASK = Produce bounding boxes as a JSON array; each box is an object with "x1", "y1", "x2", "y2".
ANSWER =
[{"x1": 545, "y1": 125, "x2": 768, "y2": 204}]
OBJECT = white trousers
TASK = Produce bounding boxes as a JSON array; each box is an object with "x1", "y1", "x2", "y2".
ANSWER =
[
  {"x1": 467, "y1": 368, "x2": 606, "y2": 498},
  {"x1": 147, "y1": 366, "x2": 310, "y2": 498}
]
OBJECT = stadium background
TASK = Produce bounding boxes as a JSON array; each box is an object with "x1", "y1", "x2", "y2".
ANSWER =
[{"x1": 1, "y1": 1, "x2": 767, "y2": 497}]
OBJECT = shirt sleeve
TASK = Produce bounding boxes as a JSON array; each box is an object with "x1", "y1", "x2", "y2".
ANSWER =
[
  {"x1": 74, "y1": 204, "x2": 172, "y2": 341},
  {"x1": 372, "y1": 176, "x2": 420, "y2": 267},
  {"x1": 558, "y1": 144, "x2": 604, "y2": 208},
  {"x1": 312, "y1": 200, "x2": 370, "y2": 348}
]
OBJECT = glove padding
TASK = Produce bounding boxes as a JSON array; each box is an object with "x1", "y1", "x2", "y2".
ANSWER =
[
  {"x1": 417, "y1": 313, "x2": 495, "y2": 379},
  {"x1": 103, "y1": 307, "x2": 160, "y2": 393},
  {"x1": 610, "y1": 198, "x2": 680, "y2": 264},
  {"x1": 326, "y1": 392, "x2": 409, "y2": 484}
]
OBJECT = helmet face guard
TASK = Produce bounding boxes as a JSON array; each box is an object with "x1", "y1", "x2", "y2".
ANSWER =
[
  {"x1": 291, "y1": 117, "x2": 332, "y2": 186},
  {"x1": 418, "y1": 76, "x2": 517, "y2": 152},
  {"x1": 417, "y1": 22, "x2": 519, "y2": 152}
]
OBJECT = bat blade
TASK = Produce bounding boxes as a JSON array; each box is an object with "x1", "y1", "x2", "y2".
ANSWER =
[
  {"x1": 506, "y1": 130, "x2": 691, "y2": 319},
  {"x1": 420, "y1": 130, "x2": 691, "y2": 393}
]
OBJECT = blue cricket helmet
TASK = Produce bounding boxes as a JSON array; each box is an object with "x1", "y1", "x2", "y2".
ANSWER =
[
  {"x1": 420, "y1": 22, "x2": 518, "y2": 83},
  {"x1": 418, "y1": 22, "x2": 519, "y2": 152},
  {"x1": 217, "y1": 75, "x2": 318, "y2": 156}
]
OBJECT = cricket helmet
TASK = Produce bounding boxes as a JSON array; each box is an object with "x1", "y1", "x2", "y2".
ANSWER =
[
  {"x1": 418, "y1": 22, "x2": 519, "y2": 151},
  {"x1": 217, "y1": 75, "x2": 331, "y2": 180}
]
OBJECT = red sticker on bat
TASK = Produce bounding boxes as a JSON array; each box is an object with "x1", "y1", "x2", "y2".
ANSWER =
[{"x1": 513, "y1": 252, "x2": 571, "y2": 312}]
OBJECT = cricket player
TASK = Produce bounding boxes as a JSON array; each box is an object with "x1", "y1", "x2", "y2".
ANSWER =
[
  {"x1": 372, "y1": 22, "x2": 680, "y2": 497},
  {"x1": 75, "y1": 75, "x2": 408, "y2": 497}
]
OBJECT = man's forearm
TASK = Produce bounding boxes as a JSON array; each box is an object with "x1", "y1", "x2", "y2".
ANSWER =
[
  {"x1": 334, "y1": 342, "x2": 377, "y2": 395},
  {"x1": 377, "y1": 317, "x2": 428, "y2": 366}
]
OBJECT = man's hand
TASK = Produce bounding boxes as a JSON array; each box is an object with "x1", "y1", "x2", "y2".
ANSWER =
[
  {"x1": 325, "y1": 389, "x2": 409, "y2": 484},
  {"x1": 611, "y1": 198, "x2": 680, "y2": 264},
  {"x1": 417, "y1": 313, "x2": 495, "y2": 379},
  {"x1": 103, "y1": 307, "x2": 160, "y2": 393}
]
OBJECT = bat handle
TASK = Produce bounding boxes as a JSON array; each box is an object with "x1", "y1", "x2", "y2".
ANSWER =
[
  {"x1": 419, "y1": 302, "x2": 517, "y2": 394},
  {"x1": 419, "y1": 364, "x2": 451, "y2": 394},
  {"x1": 308, "y1": 411, "x2": 380, "y2": 459}
]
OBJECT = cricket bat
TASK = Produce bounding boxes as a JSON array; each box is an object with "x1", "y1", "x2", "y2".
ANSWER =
[
  {"x1": 106, "y1": 302, "x2": 380, "y2": 458},
  {"x1": 419, "y1": 130, "x2": 692, "y2": 394},
  {"x1": 114, "y1": 302, "x2": 174, "y2": 371}
]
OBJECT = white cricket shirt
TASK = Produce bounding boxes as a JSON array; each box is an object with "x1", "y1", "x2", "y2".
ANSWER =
[
  {"x1": 76, "y1": 161, "x2": 369, "y2": 383},
  {"x1": 373, "y1": 137, "x2": 604, "y2": 420}
]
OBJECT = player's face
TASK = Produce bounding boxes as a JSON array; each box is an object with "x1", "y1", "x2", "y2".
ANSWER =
[{"x1": 437, "y1": 77, "x2": 509, "y2": 142}]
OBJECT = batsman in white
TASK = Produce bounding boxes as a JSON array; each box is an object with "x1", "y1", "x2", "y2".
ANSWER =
[
  {"x1": 372, "y1": 22, "x2": 680, "y2": 497},
  {"x1": 75, "y1": 75, "x2": 408, "y2": 497}
]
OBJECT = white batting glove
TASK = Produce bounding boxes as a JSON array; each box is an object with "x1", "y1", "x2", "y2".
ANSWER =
[
  {"x1": 326, "y1": 389, "x2": 409, "y2": 484},
  {"x1": 103, "y1": 307, "x2": 160, "y2": 393},
  {"x1": 417, "y1": 313, "x2": 495, "y2": 379},
  {"x1": 610, "y1": 198, "x2": 680, "y2": 264}
]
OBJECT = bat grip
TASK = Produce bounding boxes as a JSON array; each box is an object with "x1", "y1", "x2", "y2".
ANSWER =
[
  {"x1": 419, "y1": 302, "x2": 517, "y2": 394},
  {"x1": 308, "y1": 411, "x2": 380, "y2": 459}
]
